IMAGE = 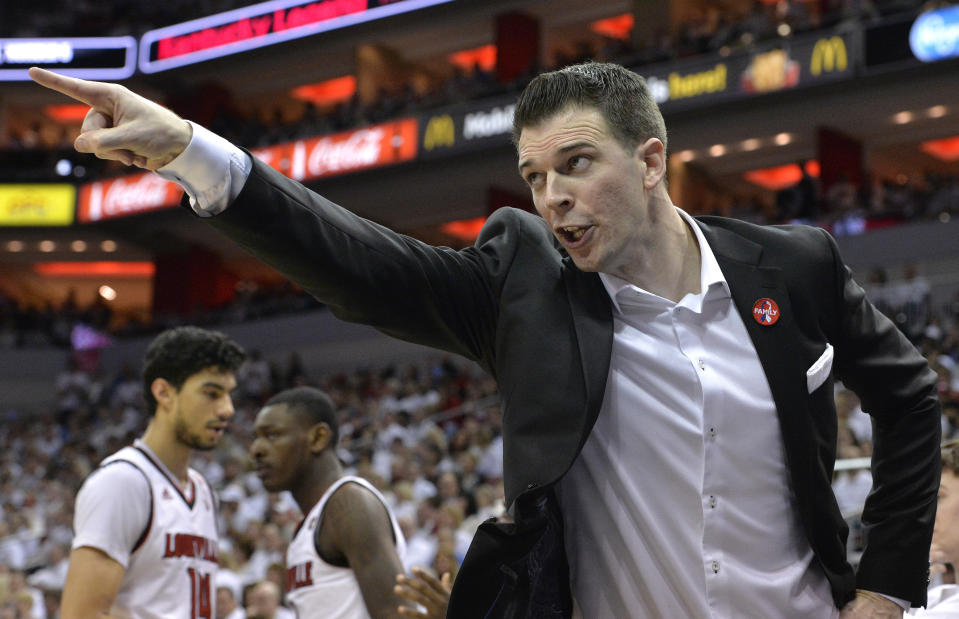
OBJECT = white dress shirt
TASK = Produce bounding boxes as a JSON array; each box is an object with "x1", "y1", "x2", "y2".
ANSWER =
[{"x1": 557, "y1": 210, "x2": 838, "y2": 618}]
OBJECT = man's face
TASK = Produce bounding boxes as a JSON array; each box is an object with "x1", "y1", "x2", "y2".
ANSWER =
[
  {"x1": 250, "y1": 404, "x2": 311, "y2": 492},
  {"x1": 215, "y1": 588, "x2": 235, "y2": 618},
  {"x1": 518, "y1": 106, "x2": 653, "y2": 277},
  {"x1": 934, "y1": 470, "x2": 959, "y2": 562},
  {"x1": 171, "y1": 368, "x2": 237, "y2": 451},
  {"x1": 246, "y1": 585, "x2": 279, "y2": 618}
]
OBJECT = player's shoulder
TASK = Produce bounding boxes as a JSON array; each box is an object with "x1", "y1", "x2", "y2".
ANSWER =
[
  {"x1": 82, "y1": 455, "x2": 151, "y2": 496},
  {"x1": 324, "y1": 478, "x2": 390, "y2": 525}
]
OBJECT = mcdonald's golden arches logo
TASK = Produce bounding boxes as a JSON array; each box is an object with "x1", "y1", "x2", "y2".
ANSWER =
[
  {"x1": 811, "y1": 36, "x2": 847, "y2": 76},
  {"x1": 424, "y1": 115, "x2": 455, "y2": 151}
]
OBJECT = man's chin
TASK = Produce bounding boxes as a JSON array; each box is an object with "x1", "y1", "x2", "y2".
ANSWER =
[{"x1": 185, "y1": 436, "x2": 219, "y2": 451}]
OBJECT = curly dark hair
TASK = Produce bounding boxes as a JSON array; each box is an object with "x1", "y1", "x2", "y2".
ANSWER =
[
  {"x1": 263, "y1": 386, "x2": 339, "y2": 447},
  {"x1": 142, "y1": 326, "x2": 245, "y2": 415}
]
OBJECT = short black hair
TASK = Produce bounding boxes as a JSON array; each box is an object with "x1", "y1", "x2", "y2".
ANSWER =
[
  {"x1": 512, "y1": 61, "x2": 667, "y2": 154},
  {"x1": 142, "y1": 326, "x2": 245, "y2": 415},
  {"x1": 263, "y1": 386, "x2": 339, "y2": 446}
]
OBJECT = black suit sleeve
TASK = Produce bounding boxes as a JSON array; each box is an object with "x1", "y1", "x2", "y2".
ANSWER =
[
  {"x1": 199, "y1": 155, "x2": 521, "y2": 374},
  {"x1": 823, "y1": 230, "x2": 941, "y2": 606}
]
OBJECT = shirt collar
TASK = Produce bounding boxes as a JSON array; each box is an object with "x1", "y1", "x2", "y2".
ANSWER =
[{"x1": 598, "y1": 207, "x2": 730, "y2": 315}]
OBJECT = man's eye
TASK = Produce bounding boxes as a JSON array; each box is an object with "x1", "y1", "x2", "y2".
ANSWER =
[
  {"x1": 526, "y1": 173, "x2": 541, "y2": 186},
  {"x1": 568, "y1": 155, "x2": 589, "y2": 170}
]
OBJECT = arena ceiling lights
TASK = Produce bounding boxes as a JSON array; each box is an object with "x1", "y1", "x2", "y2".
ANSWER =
[{"x1": 139, "y1": 0, "x2": 457, "y2": 73}]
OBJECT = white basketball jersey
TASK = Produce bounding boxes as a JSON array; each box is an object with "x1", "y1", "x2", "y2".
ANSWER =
[
  {"x1": 103, "y1": 445, "x2": 219, "y2": 619},
  {"x1": 285, "y1": 476, "x2": 407, "y2": 619}
]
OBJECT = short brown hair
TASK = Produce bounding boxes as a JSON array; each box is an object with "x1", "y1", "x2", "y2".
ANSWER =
[
  {"x1": 512, "y1": 61, "x2": 667, "y2": 154},
  {"x1": 942, "y1": 439, "x2": 959, "y2": 476}
]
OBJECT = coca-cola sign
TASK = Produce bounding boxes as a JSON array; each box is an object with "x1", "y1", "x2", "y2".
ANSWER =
[
  {"x1": 78, "y1": 172, "x2": 183, "y2": 222},
  {"x1": 76, "y1": 118, "x2": 417, "y2": 222},
  {"x1": 255, "y1": 118, "x2": 418, "y2": 181}
]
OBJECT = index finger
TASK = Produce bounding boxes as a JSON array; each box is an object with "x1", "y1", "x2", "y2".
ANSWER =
[{"x1": 29, "y1": 67, "x2": 113, "y2": 109}]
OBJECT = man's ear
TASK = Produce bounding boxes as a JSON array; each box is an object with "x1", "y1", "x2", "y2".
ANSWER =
[
  {"x1": 308, "y1": 423, "x2": 333, "y2": 453},
  {"x1": 151, "y1": 378, "x2": 175, "y2": 411},
  {"x1": 639, "y1": 138, "x2": 667, "y2": 190}
]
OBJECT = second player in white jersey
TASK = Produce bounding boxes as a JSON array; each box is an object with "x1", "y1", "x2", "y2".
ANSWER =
[
  {"x1": 251, "y1": 387, "x2": 409, "y2": 618},
  {"x1": 286, "y1": 476, "x2": 407, "y2": 618}
]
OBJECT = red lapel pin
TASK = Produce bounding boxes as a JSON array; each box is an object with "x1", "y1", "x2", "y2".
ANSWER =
[{"x1": 752, "y1": 298, "x2": 780, "y2": 325}]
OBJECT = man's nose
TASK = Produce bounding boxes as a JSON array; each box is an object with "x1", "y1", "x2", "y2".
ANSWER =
[
  {"x1": 249, "y1": 437, "x2": 263, "y2": 458},
  {"x1": 544, "y1": 174, "x2": 573, "y2": 212},
  {"x1": 220, "y1": 397, "x2": 236, "y2": 419}
]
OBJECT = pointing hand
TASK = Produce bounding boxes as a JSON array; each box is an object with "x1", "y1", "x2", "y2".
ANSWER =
[{"x1": 29, "y1": 67, "x2": 192, "y2": 170}]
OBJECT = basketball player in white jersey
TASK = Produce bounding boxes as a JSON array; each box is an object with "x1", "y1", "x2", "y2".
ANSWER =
[
  {"x1": 250, "y1": 387, "x2": 407, "y2": 618},
  {"x1": 62, "y1": 326, "x2": 245, "y2": 619}
]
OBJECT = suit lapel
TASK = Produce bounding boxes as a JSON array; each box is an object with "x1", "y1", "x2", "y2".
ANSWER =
[
  {"x1": 562, "y1": 257, "x2": 613, "y2": 450},
  {"x1": 698, "y1": 222, "x2": 817, "y2": 512}
]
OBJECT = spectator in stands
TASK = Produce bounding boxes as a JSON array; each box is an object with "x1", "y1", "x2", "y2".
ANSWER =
[
  {"x1": 908, "y1": 440, "x2": 959, "y2": 616},
  {"x1": 942, "y1": 400, "x2": 959, "y2": 441},
  {"x1": 216, "y1": 582, "x2": 246, "y2": 619},
  {"x1": 245, "y1": 581, "x2": 294, "y2": 619}
]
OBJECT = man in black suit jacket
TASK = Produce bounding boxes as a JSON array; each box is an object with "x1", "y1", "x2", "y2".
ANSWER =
[{"x1": 32, "y1": 62, "x2": 939, "y2": 618}]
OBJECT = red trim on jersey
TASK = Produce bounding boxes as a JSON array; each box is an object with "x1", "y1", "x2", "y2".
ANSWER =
[
  {"x1": 98, "y1": 459, "x2": 154, "y2": 554},
  {"x1": 134, "y1": 446, "x2": 196, "y2": 510}
]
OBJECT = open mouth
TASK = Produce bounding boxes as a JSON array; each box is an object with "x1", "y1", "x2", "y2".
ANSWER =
[{"x1": 557, "y1": 225, "x2": 592, "y2": 246}]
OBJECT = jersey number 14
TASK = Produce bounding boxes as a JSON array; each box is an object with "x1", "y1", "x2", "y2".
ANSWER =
[{"x1": 187, "y1": 567, "x2": 212, "y2": 618}]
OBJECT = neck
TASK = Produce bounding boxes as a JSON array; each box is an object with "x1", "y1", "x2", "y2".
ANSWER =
[
  {"x1": 291, "y1": 452, "x2": 344, "y2": 513},
  {"x1": 141, "y1": 419, "x2": 192, "y2": 487},
  {"x1": 617, "y1": 198, "x2": 702, "y2": 302}
]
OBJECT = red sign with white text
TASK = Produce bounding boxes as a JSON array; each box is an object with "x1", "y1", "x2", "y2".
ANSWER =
[
  {"x1": 251, "y1": 118, "x2": 419, "y2": 181},
  {"x1": 77, "y1": 172, "x2": 183, "y2": 222},
  {"x1": 139, "y1": 0, "x2": 455, "y2": 73},
  {"x1": 76, "y1": 118, "x2": 418, "y2": 222}
]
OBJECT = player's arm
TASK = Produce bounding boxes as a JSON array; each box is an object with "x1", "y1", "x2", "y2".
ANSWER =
[
  {"x1": 64, "y1": 462, "x2": 152, "y2": 619},
  {"x1": 320, "y1": 484, "x2": 406, "y2": 618},
  {"x1": 61, "y1": 547, "x2": 126, "y2": 619}
]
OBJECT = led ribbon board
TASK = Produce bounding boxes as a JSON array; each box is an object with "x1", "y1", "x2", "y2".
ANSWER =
[
  {"x1": 139, "y1": 0, "x2": 456, "y2": 73},
  {"x1": 0, "y1": 37, "x2": 136, "y2": 81}
]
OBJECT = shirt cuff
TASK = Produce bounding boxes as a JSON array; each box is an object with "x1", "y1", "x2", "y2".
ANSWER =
[
  {"x1": 875, "y1": 592, "x2": 910, "y2": 610},
  {"x1": 156, "y1": 121, "x2": 252, "y2": 217}
]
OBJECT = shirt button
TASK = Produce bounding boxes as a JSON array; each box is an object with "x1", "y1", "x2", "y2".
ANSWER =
[
  {"x1": 708, "y1": 495, "x2": 717, "y2": 508},
  {"x1": 708, "y1": 427, "x2": 717, "y2": 440},
  {"x1": 712, "y1": 561, "x2": 720, "y2": 574},
  {"x1": 698, "y1": 359, "x2": 706, "y2": 371}
]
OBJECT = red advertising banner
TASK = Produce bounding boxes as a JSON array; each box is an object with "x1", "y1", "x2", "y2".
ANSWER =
[
  {"x1": 251, "y1": 118, "x2": 419, "y2": 181},
  {"x1": 77, "y1": 118, "x2": 418, "y2": 222},
  {"x1": 77, "y1": 172, "x2": 183, "y2": 222},
  {"x1": 139, "y1": 0, "x2": 455, "y2": 73}
]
